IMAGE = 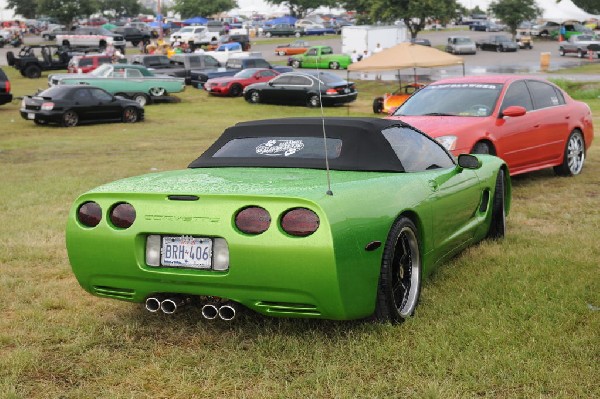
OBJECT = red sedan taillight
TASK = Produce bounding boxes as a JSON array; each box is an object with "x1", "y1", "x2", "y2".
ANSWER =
[
  {"x1": 109, "y1": 203, "x2": 136, "y2": 229},
  {"x1": 5, "y1": 80, "x2": 10, "y2": 93},
  {"x1": 77, "y1": 202, "x2": 102, "y2": 227},
  {"x1": 280, "y1": 208, "x2": 320, "y2": 237},
  {"x1": 235, "y1": 206, "x2": 271, "y2": 234}
]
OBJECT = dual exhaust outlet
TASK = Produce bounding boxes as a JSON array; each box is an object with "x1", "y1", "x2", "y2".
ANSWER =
[{"x1": 145, "y1": 295, "x2": 238, "y2": 321}]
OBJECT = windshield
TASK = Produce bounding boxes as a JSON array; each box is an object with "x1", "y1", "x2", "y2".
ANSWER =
[
  {"x1": 89, "y1": 63, "x2": 112, "y2": 76},
  {"x1": 178, "y1": 27, "x2": 194, "y2": 33},
  {"x1": 455, "y1": 37, "x2": 472, "y2": 44},
  {"x1": 393, "y1": 83, "x2": 503, "y2": 117}
]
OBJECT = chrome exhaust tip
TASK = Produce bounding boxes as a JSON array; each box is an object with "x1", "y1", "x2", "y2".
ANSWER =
[
  {"x1": 145, "y1": 297, "x2": 162, "y2": 313},
  {"x1": 201, "y1": 304, "x2": 219, "y2": 320},
  {"x1": 218, "y1": 302, "x2": 238, "y2": 321},
  {"x1": 160, "y1": 296, "x2": 188, "y2": 315}
]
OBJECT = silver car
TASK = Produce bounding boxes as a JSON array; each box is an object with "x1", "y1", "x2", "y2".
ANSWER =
[{"x1": 446, "y1": 36, "x2": 476, "y2": 55}]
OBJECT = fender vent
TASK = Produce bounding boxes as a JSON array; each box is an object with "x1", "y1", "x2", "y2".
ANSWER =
[
  {"x1": 92, "y1": 286, "x2": 135, "y2": 300},
  {"x1": 479, "y1": 189, "x2": 490, "y2": 213}
]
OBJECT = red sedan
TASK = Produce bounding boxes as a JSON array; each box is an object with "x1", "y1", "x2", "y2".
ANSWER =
[
  {"x1": 204, "y1": 68, "x2": 280, "y2": 97},
  {"x1": 387, "y1": 75, "x2": 594, "y2": 176}
]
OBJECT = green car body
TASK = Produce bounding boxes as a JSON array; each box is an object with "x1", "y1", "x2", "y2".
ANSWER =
[
  {"x1": 48, "y1": 64, "x2": 185, "y2": 97},
  {"x1": 66, "y1": 118, "x2": 510, "y2": 321},
  {"x1": 289, "y1": 46, "x2": 353, "y2": 70}
]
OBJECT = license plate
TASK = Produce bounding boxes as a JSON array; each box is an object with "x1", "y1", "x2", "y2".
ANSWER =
[
  {"x1": 161, "y1": 236, "x2": 212, "y2": 268},
  {"x1": 27, "y1": 113, "x2": 35, "y2": 120}
]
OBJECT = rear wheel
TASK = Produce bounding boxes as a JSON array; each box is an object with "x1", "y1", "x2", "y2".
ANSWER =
[
  {"x1": 487, "y1": 169, "x2": 506, "y2": 240},
  {"x1": 558, "y1": 47, "x2": 565, "y2": 56},
  {"x1": 329, "y1": 61, "x2": 340, "y2": 70},
  {"x1": 122, "y1": 107, "x2": 139, "y2": 123},
  {"x1": 24, "y1": 64, "x2": 42, "y2": 79},
  {"x1": 132, "y1": 93, "x2": 149, "y2": 106},
  {"x1": 554, "y1": 130, "x2": 585, "y2": 176},
  {"x1": 306, "y1": 94, "x2": 320, "y2": 107},
  {"x1": 229, "y1": 83, "x2": 242, "y2": 97},
  {"x1": 6, "y1": 51, "x2": 15, "y2": 66},
  {"x1": 577, "y1": 49, "x2": 583, "y2": 58},
  {"x1": 374, "y1": 217, "x2": 422, "y2": 323},
  {"x1": 372, "y1": 97, "x2": 384, "y2": 114},
  {"x1": 62, "y1": 110, "x2": 78, "y2": 127},
  {"x1": 278, "y1": 50, "x2": 286, "y2": 56}
]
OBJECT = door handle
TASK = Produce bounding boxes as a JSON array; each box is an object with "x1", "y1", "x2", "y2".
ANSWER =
[
  {"x1": 428, "y1": 180, "x2": 439, "y2": 191},
  {"x1": 533, "y1": 124, "x2": 540, "y2": 128}
]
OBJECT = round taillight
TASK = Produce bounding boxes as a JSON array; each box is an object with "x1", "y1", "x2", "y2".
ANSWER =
[
  {"x1": 281, "y1": 208, "x2": 320, "y2": 237},
  {"x1": 77, "y1": 201, "x2": 102, "y2": 227},
  {"x1": 235, "y1": 207, "x2": 271, "y2": 234},
  {"x1": 109, "y1": 203, "x2": 136, "y2": 229}
]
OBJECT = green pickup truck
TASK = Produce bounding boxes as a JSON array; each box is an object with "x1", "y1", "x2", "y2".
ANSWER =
[{"x1": 287, "y1": 45, "x2": 352, "y2": 70}]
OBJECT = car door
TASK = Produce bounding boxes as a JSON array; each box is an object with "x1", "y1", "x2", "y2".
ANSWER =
[
  {"x1": 89, "y1": 88, "x2": 121, "y2": 120},
  {"x1": 71, "y1": 88, "x2": 97, "y2": 121},
  {"x1": 383, "y1": 126, "x2": 482, "y2": 254},
  {"x1": 260, "y1": 74, "x2": 292, "y2": 103},
  {"x1": 302, "y1": 48, "x2": 319, "y2": 68}
]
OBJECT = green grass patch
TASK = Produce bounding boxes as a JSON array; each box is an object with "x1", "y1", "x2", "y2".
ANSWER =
[{"x1": 0, "y1": 66, "x2": 598, "y2": 398}]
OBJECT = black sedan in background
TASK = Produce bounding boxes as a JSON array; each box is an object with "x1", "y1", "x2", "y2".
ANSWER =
[
  {"x1": 20, "y1": 86, "x2": 144, "y2": 127},
  {"x1": 243, "y1": 71, "x2": 358, "y2": 107}
]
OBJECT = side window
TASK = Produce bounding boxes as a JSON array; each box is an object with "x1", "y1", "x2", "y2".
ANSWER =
[
  {"x1": 290, "y1": 76, "x2": 312, "y2": 86},
  {"x1": 261, "y1": 70, "x2": 277, "y2": 77},
  {"x1": 552, "y1": 87, "x2": 565, "y2": 105},
  {"x1": 126, "y1": 69, "x2": 143, "y2": 78},
  {"x1": 271, "y1": 76, "x2": 293, "y2": 85},
  {"x1": 306, "y1": 49, "x2": 317, "y2": 56},
  {"x1": 500, "y1": 80, "x2": 533, "y2": 113},
  {"x1": 79, "y1": 58, "x2": 93, "y2": 67},
  {"x1": 382, "y1": 126, "x2": 455, "y2": 172},
  {"x1": 204, "y1": 56, "x2": 219, "y2": 67},
  {"x1": 254, "y1": 59, "x2": 269, "y2": 68},
  {"x1": 90, "y1": 88, "x2": 112, "y2": 101},
  {"x1": 527, "y1": 80, "x2": 563, "y2": 109}
]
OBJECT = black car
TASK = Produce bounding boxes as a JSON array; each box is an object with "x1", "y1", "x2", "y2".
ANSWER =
[
  {"x1": 0, "y1": 67, "x2": 13, "y2": 105},
  {"x1": 111, "y1": 27, "x2": 151, "y2": 47},
  {"x1": 243, "y1": 71, "x2": 357, "y2": 107},
  {"x1": 20, "y1": 85, "x2": 144, "y2": 127}
]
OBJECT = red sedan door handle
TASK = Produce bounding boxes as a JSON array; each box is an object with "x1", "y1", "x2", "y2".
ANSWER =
[
  {"x1": 533, "y1": 124, "x2": 540, "y2": 128},
  {"x1": 565, "y1": 116, "x2": 570, "y2": 120}
]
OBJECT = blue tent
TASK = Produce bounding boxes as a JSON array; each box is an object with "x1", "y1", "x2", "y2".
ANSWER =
[
  {"x1": 265, "y1": 16, "x2": 297, "y2": 26},
  {"x1": 148, "y1": 21, "x2": 170, "y2": 28},
  {"x1": 184, "y1": 16, "x2": 208, "y2": 25}
]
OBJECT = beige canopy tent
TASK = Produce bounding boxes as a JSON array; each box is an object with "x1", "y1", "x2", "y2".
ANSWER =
[{"x1": 348, "y1": 42, "x2": 465, "y2": 81}]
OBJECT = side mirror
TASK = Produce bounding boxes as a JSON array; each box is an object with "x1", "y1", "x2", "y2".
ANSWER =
[
  {"x1": 501, "y1": 105, "x2": 527, "y2": 118},
  {"x1": 458, "y1": 154, "x2": 482, "y2": 170}
]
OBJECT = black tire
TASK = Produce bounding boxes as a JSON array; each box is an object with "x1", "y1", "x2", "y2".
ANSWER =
[
  {"x1": 306, "y1": 94, "x2": 320, "y2": 107},
  {"x1": 246, "y1": 90, "x2": 260, "y2": 104},
  {"x1": 24, "y1": 64, "x2": 42, "y2": 79},
  {"x1": 229, "y1": 83, "x2": 243, "y2": 97},
  {"x1": 558, "y1": 47, "x2": 565, "y2": 56},
  {"x1": 329, "y1": 61, "x2": 340, "y2": 70},
  {"x1": 554, "y1": 130, "x2": 585, "y2": 176},
  {"x1": 372, "y1": 97, "x2": 384, "y2": 114},
  {"x1": 496, "y1": 45, "x2": 502, "y2": 52},
  {"x1": 471, "y1": 141, "x2": 493, "y2": 155},
  {"x1": 291, "y1": 60, "x2": 301, "y2": 68},
  {"x1": 122, "y1": 107, "x2": 139, "y2": 123},
  {"x1": 486, "y1": 169, "x2": 506, "y2": 240},
  {"x1": 577, "y1": 49, "x2": 583, "y2": 58},
  {"x1": 277, "y1": 50, "x2": 286, "y2": 56},
  {"x1": 62, "y1": 110, "x2": 78, "y2": 127},
  {"x1": 132, "y1": 93, "x2": 149, "y2": 106},
  {"x1": 374, "y1": 217, "x2": 422, "y2": 323},
  {"x1": 131, "y1": 41, "x2": 139, "y2": 47},
  {"x1": 6, "y1": 51, "x2": 15, "y2": 66}
]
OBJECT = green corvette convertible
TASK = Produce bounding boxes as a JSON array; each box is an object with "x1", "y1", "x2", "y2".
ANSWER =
[{"x1": 66, "y1": 118, "x2": 511, "y2": 322}]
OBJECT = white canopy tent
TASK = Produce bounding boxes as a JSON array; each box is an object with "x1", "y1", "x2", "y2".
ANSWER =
[{"x1": 537, "y1": 0, "x2": 600, "y2": 22}]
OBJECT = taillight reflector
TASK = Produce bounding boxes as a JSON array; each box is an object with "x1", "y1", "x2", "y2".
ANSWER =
[
  {"x1": 326, "y1": 88, "x2": 337, "y2": 94},
  {"x1": 5, "y1": 80, "x2": 10, "y2": 93},
  {"x1": 77, "y1": 202, "x2": 102, "y2": 227},
  {"x1": 109, "y1": 203, "x2": 136, "y2": 229},
  {"x1": 281, "y1": 208, "x2": 320, "y2": 237},
  {"x1": 235, "y1": 207, "x2": 271, "y2": 234}
]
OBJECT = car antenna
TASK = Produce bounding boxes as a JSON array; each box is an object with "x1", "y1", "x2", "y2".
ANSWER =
[{"x1": 316, "y1": 65, "x2": 333, "y2": 196}]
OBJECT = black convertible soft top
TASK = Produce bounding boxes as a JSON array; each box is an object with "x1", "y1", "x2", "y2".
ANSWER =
[{"x1": 189, "y1": 117, "x2": 410, "y2": 172}]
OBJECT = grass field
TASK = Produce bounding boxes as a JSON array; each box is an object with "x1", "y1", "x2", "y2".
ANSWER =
[{"x1": 0, "y1": 66, "x2": 598, "y2": 398}]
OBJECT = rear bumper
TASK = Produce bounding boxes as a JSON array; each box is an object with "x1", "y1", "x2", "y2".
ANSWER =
[
  {"x1": 322, "y1": 92, "x2": 358, "y2": 106},
  {"x1": 0, "y1": 93, "x2": 12, "y2": 105}
]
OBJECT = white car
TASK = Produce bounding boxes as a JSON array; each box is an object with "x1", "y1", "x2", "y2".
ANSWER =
[{"x1": 170, "y1": 26, "x2": 218, "y2": 46}]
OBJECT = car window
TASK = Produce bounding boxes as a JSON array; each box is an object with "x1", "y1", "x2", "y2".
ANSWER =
[
  {"x1": 500, "y1": 80, "x2": 533, "y2": 112},
  {"x1": 126, "y1": 69, "x2": 143, "y2": 78},
  {"x1": 272, "y1": 75, "x2": 294, "y2": 85},
  {"x1": 73, "y1": 88, "x2": 92, "y2": 102},
  {"x1": 253, "y1": 59, "x2": 270, "y2": 68},
  {"x1": 260, "y1": 70, "x2": 277, "y2": 77},
  {"x1": 204, "y1": 56, "x2": 220, "y2": 67},
  {"x1": 89, "y1": 88, "x2": 112, "y2": 101},
  {"x1": 382, "y1": 126, "x2": 455, "y2": 172},
  {"x1": 395, "y1": 83, "x2": 503, "y2": 117},
  {"x1": 527, "y1": 80, "x2": 564, "y2": 109},
  {"x1": 213, "y1": 137, "x2": 342, "y2": 159},
  {"x1": 306, "y1": 49, "x2": 317, "y2": 56},
  {"x1": 79, "y1": 58, "x2": 93, "y2": 67},
  {"x1": 290, "y1": 76, "x2": 312, "y2": 86}
]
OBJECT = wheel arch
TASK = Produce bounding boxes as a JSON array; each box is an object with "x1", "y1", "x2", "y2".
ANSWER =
[
  {"x1": 392, "y1": 210, "x2": 427, "y2": 271},
  {"x1": 471, "y1": 138, "x2": 497, "y2": 155},
  {"x1": 499, "y1": 164, "x2": 512, "y2": 216}
]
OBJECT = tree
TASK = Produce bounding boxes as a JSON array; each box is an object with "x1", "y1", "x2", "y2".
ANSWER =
[
  {"x1": 6, "y1": 0, "x2": 38, "y2": 19},
  {"x1": 172, "y1": 0, "x2": 238, "y2": 19},
  {"x1": 369, "y1": 0, "x2": 458, "y2": 39},
  {"x1": 98, "y1": 0, "x2": 142, "y2": 18},
  {"x1": 567, "y1": 0, "x2": 599, "y2": 15},
  {"x1": 489, "y1": 0, "x2": 541, "y2": 39},
  {"x1": 339, "y1": 0, "x2": 373, "y2": 24},
  {"x1": 37, "y1": 0, "x2": 99, "y2": 27},
  {"x1": 265, "y1": 0, "x2": 336, "y2": 19}
]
